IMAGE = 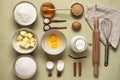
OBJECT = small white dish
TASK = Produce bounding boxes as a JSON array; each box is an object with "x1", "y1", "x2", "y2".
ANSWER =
[
  {"x1": 71, "y1": 36, "x2": 88, "y2": 53},
  {"x1": 14, "y1": 55, "x2": 37, "y2": 79},
  {"x1": 57, "y1": 60, "x2": 65, "y2": 72},
  {"x1": 12, "y1": 28, "x2": 38, "y2": 54},
  {"x1": 41, "y1": 30, "x2": 67, "y2": 55}
]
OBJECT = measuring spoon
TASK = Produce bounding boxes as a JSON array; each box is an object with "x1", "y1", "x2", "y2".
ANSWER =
[
  {"x1": 43, "y1": 18, "x2": 66, "y2": 25},
  {"x1": 43, "y1": 25, "x2": 67, "y2": 31},
  {"x1": 46, "y1": 61, "x2": 54, "y2": 77},
  {"x1": 57, "y1": 60, "x2": 65, "y2": 77}
]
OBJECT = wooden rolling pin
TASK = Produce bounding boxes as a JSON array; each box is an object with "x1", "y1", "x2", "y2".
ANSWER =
[{"x1": 93, "y1": 18, "x2": 100, "y2": 77}]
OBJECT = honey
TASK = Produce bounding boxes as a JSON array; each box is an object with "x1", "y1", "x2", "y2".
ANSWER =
[
  {"x1": 46, "y1": 34, "x2": 61, "y2": 49},
  {"x1": 40, "y1": 2, "x2": 55, "y2": 18}
]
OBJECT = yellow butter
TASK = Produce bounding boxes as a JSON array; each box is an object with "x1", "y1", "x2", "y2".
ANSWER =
[
  {"x1": 27, "y1": 33, "x2": 33, "y2": 39},
  {"x1": 17, "y1": 35, "x2": 23, "y2": 41},
  {"x1": 20, "y1": 31, "x2": 27, "y2": 37},
  {"x1": 17, "y1": 30, "x2": 36, "y2": 49}
]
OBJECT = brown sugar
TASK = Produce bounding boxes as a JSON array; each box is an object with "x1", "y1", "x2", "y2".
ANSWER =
[{"x1": 71, "y1": 3, "x2": 84, "y2": 17}]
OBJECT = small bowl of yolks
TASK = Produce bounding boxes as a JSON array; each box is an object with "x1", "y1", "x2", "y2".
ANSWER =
[{"x1": 41, "y1": 30, "x2": 67, "y2": 55}]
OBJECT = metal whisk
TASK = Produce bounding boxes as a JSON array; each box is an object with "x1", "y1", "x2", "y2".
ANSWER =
[{"x1": 101, "y1": 18, "x2": 112, "y2": 66}]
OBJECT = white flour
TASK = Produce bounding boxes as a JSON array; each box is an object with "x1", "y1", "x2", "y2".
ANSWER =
[{"x1": 14, "y1": 2, "x2": 37, "y2": 26}]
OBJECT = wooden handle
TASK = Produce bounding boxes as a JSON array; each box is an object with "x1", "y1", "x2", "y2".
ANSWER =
[
  {"x1": 44, "y1": 7, "x2": 71, "y2": 11},
  {"x1": 51, "y1": 20, "x2": 66, "y2": 22},
  {"x1": 94, "y1": 64, "x2": 98, "y2": 77},
  {"x1": 93, "y1": 17, "x2": 100, "y2": 77},
  {"x1": 57, "y1": 72, "x2": 62, "y2": 77},
  {"x1": 93, "y1": 32, "x2": 100, "y2": 64},
  {"x1": 94, "y1": 18, "x2": 99, "y2": 29},
  {"x1": 48, "y1": 72, "x2": 52, "y2": 77}
]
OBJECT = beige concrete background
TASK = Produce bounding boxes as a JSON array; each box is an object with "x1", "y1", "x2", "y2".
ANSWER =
[{"x1": 0, "y1": 0, "x2": 120, "y2": 80}]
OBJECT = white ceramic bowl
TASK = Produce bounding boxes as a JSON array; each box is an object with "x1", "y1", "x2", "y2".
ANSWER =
[
  {"x1": 14, "y1": 55, "x2": 37, "y2": 79},
  {"x1": 13, "y1": 2, "x2": 37, "y2": 26},
  {"x1": 12, "y1": 28, "x2": 38, "y2": 54},
  {"x1": 41, "y1": 30, "x2": 67, "y2": 55}
]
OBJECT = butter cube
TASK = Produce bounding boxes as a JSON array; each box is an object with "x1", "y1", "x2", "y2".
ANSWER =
[
  {"x1": 30, "y1": 42, "x2": 35, "y2": 47},
  {"x1": 17, "y1": 41, "x2": 21, "y2": 46},
  {"x1": 30, "y1": 38, "x2": 36, "y2": 42},
  {"x1": 17, "y1": 35, "x2": 23, "y2": 41},
  {"x1": 23, "y1": 37, "x2": 29, "y2": 42},
  {"x1": 20, "y1": 31, "x2": 27, "y2": 37},
  {"x1": 27, "y1": 33, "x2": 33, "y2": 39},
  {"x1": 24, "y1": 43, "x2": 31, "y2": 49},
  {"x1": 19, "y1": 41, "x2": 26, "y2": 48}
]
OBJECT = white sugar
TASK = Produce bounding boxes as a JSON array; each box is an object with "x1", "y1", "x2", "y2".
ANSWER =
[
  {"x1": 15, "y1": 56, "x2": 37, "y2": 79},
  {"x1": 14, "y1": 2, "x2": 37, "y2": 26}
]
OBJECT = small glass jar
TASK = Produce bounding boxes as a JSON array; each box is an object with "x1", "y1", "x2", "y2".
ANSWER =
[{"x1": 71, "y1": 36, "x2": 88, "y2": 53}]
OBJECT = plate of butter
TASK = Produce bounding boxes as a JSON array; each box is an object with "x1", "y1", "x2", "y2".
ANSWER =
[{"x1": 12, "y1": 28, "x2": 37, "y2": 54}]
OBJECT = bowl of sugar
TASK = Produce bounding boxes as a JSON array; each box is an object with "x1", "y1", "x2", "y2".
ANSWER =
[
  {"x1": 14, "y1": 55, "x2": 37, "y2": 79},
  {"x1": 13, "y1": 1, "x2": 37, "y2": 26}
]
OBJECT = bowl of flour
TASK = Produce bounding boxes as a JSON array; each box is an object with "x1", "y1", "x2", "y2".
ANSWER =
[{"x1": 13, "y1": 1, "x2": 37, "y2": 26}]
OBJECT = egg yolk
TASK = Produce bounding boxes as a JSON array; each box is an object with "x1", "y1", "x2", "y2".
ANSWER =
[
  {"x1": 50, "y1": 35, "x2": 57, "y2": 42},
  {"x1": 47, "y1": 34, "x2": 61, "y2": 49}
]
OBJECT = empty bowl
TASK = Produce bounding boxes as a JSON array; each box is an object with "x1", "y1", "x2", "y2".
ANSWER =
[
  {"x1": 12, "y1": 28, "x2": 38, "y2": 54},
  {"x1": 41, "y1": 30, "x2": 67, "y2": 55}
]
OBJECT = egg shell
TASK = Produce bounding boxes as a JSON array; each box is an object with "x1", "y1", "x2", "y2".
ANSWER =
[{"x1": 72, "y1": 21, "x2": 81, "y2": 31}]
